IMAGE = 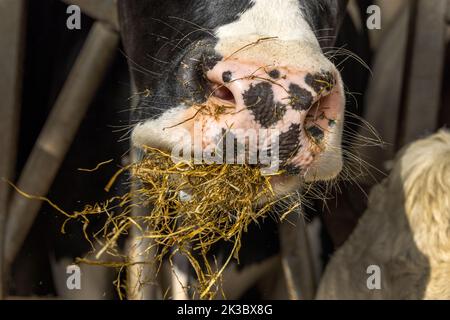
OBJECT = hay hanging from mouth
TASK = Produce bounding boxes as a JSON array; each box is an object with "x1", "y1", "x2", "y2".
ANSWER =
[{"x1": 58, "y1": 147, "x2": 300, "y2": 299}]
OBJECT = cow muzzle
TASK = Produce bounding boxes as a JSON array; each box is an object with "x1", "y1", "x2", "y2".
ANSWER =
[{"x1": 132, "y1": 48, "x2": 345, "y2": 194}]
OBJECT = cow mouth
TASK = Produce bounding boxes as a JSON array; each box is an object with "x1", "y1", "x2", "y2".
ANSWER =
[{"x1": 131, "y1": 73, "x2": 344, "y2": 197}]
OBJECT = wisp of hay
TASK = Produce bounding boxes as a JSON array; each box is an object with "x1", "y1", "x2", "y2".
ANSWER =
[{"x1": 57, "y1": 146, "x2": 299, "y2": 299}]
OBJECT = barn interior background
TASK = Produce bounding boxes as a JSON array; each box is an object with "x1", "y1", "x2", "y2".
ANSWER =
[{"x1": 0, "y1": 0, "x2": 449, "y2": 299}]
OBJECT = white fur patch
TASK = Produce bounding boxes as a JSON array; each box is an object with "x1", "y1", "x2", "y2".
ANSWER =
[
  {"x1": 131, "y1": 105, "x2": 188, "y2": 150},
  {"x1": 216, "y1": 0, "x2": 319, "y2": 44},
  {"x1": 213, "y1": 0, "x2": 331, "y2": 72}
]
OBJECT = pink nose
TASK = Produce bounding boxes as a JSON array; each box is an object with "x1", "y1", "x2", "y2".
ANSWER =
[
  {"x1": 183, "y1": 57, "x2": 345, "y2": 175},
  {"x1": 205, "y1": 58, "x2": 337, "y2": 129}
]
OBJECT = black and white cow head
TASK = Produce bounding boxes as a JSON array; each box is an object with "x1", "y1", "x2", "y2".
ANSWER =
[{"x1": 119, "y1": 0, "x2": 348, "y2": 195}]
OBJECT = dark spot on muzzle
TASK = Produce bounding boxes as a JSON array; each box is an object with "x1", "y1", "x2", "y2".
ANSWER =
[
  {"x1": 268, "y1": 69, "x2": 280, "y2": 79},
  {"x1": 278, "y1": 123, "x2": 302, "y2": 163},
  {"x1": 307, "y1": 125, "x2": 325, "y2": 142},
  {"x1": 243, "y1": 82, "x2": 287, "y2": 128},
  {"x1": 305, "y1": 71, "x2": 335, "y2": 94},
  {"x1": 222, "y1": 71, "x2": 232, "y2": 83},
  {"x1": 288, "y1": 83, "x2": 313, "y2": 111}
]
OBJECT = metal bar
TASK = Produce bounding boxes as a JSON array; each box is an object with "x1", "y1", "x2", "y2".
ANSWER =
[
  {"x1": 171, "y1": 249, "x2": 190, "y2": 300},
  {"x1": 279, "y1": 212, "x2": 317, "y2": 300},
  {"x1": 126, "y1": 220, "x2": 160, "y2": 300},
  {"x1": 400, "y1": 0, "x2": 447, "y2": 146},
  {"x1": 61, "y1": 0, "x2": 119, "y2": 31},
  {"x1": 126, "y1": 150, "x2": 161, "y2": 300},
  {"x1": 447, "y1": 0, "x2": 450, "y2": 22},
  {"x1": 4, "y1": 22, "x2": 119, "y2": 273},
  {"x1": 359, "y1": 4, "x2": 411, "y2": 178},
  {"x1": 0, "y1": 0, "x2": 26, "y2": 300}
]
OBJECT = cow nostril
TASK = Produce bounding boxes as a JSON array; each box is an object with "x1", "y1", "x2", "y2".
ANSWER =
[{"x1": 211, "y1": 84, "x2": 235, "y2": 103}]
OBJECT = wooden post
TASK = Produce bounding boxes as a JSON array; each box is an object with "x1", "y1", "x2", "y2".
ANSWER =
[
  {"x1": 0, "y1": 0, "x2": 26, "y2": 299},
  {"x1": 4, "y1": 22, "x2": 119, "y2": 274}
]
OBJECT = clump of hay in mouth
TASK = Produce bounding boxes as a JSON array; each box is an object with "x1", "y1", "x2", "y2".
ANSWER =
[{"x1": 56, "y1": 147, "x2": 300, "y2": 299}]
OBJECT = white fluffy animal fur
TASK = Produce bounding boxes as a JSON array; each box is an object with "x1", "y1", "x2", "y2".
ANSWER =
[{"x1": 316, "y1": 130, "x2": 450, "y2": 299}]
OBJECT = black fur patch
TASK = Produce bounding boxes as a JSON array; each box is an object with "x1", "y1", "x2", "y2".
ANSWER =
[
  {"x1": 299, "y1": 0, "x2": 348, "y2": 49},
  {"x1": 288, "y1": 83, "x2": 313, "y2": 111},
  {"x1": 278, "y1": 124, "x2": 302, "y2": 163},
  {"x1": 242, "y1": 82, "x2": 286, "y2": 128},
  {"x1": 203, "y1": 53, "x2": 223, "y2": 71},
  {"x1": 305, "y1": 71, "x2": 335, "y2": 94},
  {"x1": 222, "y1": 71, "x2": 232, "y2": 83}
]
